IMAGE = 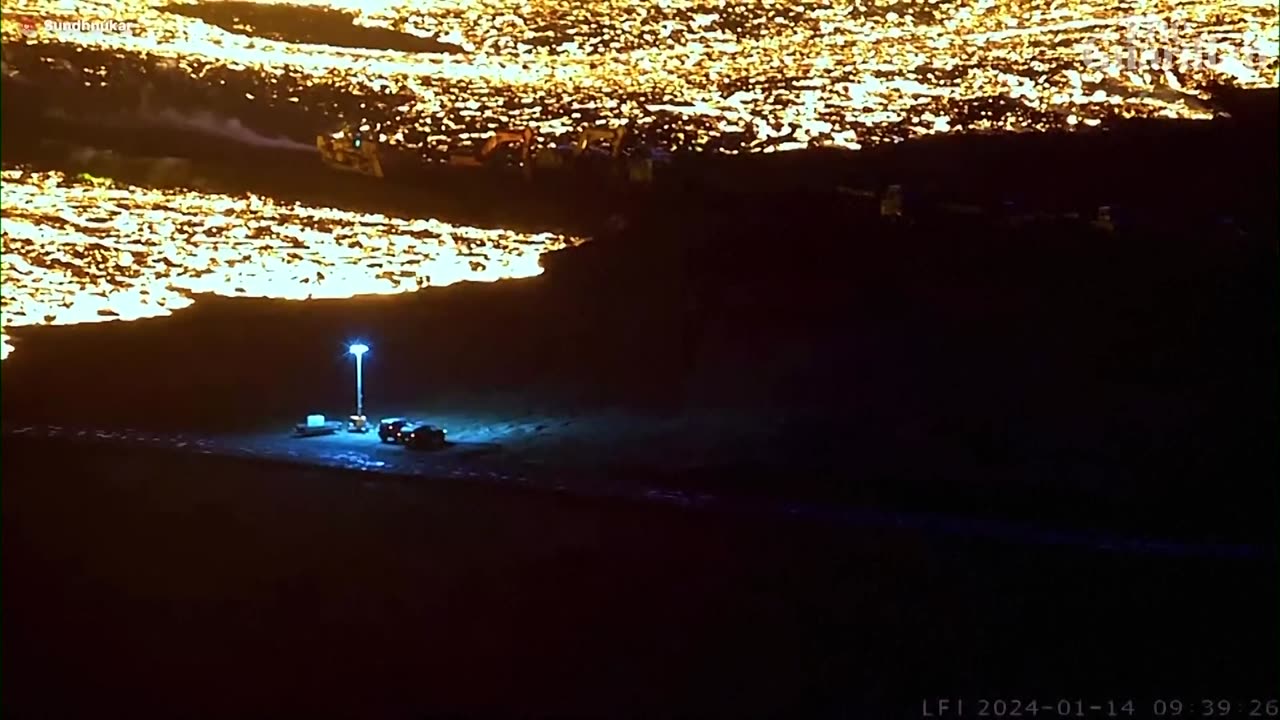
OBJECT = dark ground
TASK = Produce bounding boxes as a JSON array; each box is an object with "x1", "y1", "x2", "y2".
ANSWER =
[
  {"x1": 4, "y1": 438, "x2": 1276, "y2": 718},
  {"x1": 3, "y1": 72, "x2": 1278, "y2": 716},
  {"x1": 5, "y1": 201, "x2": 1276, "y2": 545}
]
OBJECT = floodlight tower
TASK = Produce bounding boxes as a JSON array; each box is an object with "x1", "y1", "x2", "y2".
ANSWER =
[{"x1": 349, "y1": 343, "x2": 369, "y2": 418}]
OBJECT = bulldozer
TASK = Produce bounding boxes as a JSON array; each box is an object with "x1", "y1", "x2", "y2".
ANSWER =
[
  {"x1": 447, "y1": 128, "x2": 535, "y2": 177},
  {"x1": 317, "y1": 125, "x2": 384, "y2": 178}
]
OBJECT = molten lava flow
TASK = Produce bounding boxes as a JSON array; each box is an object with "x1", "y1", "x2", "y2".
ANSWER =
[{"x1": 0, "y1": 170, "x2": 576, "y2": 347}]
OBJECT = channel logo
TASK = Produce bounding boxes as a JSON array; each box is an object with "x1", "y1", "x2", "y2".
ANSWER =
[{"x1": 14, "y1": 15, "x2": 40, "y2": 39}]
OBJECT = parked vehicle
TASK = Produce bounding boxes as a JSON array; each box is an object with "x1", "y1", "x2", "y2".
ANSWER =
[
  {"x1": 401, "y1": 423, "x2": 448, "y2": 450},
  {"x1": 377, "y1": 417, "x2": 413, "y2": 443}
]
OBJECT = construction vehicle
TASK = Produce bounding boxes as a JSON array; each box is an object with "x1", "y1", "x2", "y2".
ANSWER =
[
  {"x1": 566, "y1": 125, "x2": 666, "y2": 185},
  {"x1": 448, "y1": 128, "x2": 535, "y2": 177},
  {"x1": 572, "y1": 126, "x2": 627, "y2": 180},
  {"x1": 881, "y1": 185, "x2": 904, "y2": 220},
  {"x1": 572, "y1": 126, "x2": 628, "y2": 160},
  {"x1": 317, "y1": 125, "x2": 383, "y2": 178},
  {"x1": 534, "y1": 142, "x2": 573, "y2": 170},
  {"x1": 1091, "y1": 205, "x2": 1115, "y2": 233},
  {"x1": 625, "y1": 145, "x2": 675, "y2": 185},
  {"x1": 312, "y1": 118, "x2": 664, "y2": 190},
  {"x1": 530, "y1": 127, "x2": 625, "y2": 175}
]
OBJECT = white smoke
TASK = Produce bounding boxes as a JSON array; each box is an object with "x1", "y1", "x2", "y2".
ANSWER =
[
  {"x1": 137, "y1": 106, "x2": 318, "y2": 152},
  {"x1": 47, "y1": 101, "x2": 317, "y2": 153}
]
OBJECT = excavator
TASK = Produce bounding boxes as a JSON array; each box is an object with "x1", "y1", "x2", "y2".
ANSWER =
[
  {"x1": 317, "y1": 124, "x2": 537, "y2": 181},
  {"x1": 316, "y1": 125, "x2": 384, "y2": 178},
  {"x1": 569, "y1": 126, "x2": 665, "y2": 184},
  {"x1": 447, "y1": 128, "x2": 535, "y2": 177},
  {"x1": 315, "y1": 120, "x2": 663, "y2": 187},
  {"x1": 535, "y1": 126, "x2": 628, "y2": 170},
  {"x1": 572, "y1": 126, "x2": 627, "y2": 159},
  {"x1": 533, "y1": 125, "x2": 657, "y2": 183}
]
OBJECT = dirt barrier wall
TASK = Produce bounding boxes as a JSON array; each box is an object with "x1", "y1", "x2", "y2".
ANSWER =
[
  {"x1": 3, "y1": 205, "x2": 1275, "y2": 537},
  {"x1": 5, "y1": 72, "x2": 1276, "y2": 237}
]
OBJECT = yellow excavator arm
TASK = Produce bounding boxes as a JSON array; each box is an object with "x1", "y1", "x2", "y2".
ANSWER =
[
  {"x1": 573, "y1": 127, "x2": 627, "y2": 158},
  {"x1": 449, "y1": 128, "x2": 535, "y2": 168}
]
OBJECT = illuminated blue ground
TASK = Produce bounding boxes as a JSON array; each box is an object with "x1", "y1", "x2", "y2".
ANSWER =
[{"x1": 4, "y1": 423, "x2": 1267, "y2": 561}]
